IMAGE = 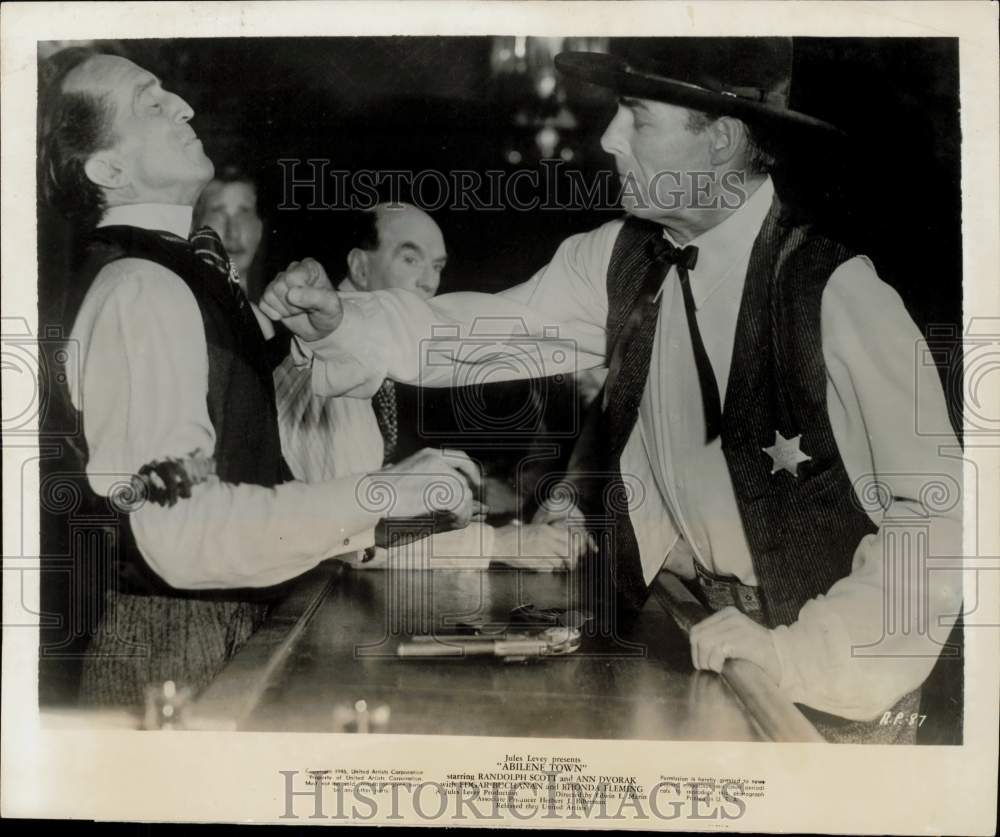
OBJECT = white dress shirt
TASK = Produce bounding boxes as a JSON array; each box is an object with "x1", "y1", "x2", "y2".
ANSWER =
[
  {"x1": 304, "y1": 179, "x2": 963, "y2": 720},
  {"x1": 279, "y1": 277, "x2": 497, "y2": 561},
  {"x1": 275, "y1": 278, "x2": 386, "y2": 482},
  {"x1": 67, "y1": 203, "x2": 379, "y2": 590}
]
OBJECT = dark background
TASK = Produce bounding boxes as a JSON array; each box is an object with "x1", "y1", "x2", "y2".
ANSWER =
[
  {"x1": 37, "y1": 37, "x2": 963, "y2": 737},
  {"x1": 38, "y1": 36, "x2": 963, "y2": 325},
  {"x1": 37, "y1": 33, "x2": 965, "y2": 483}
]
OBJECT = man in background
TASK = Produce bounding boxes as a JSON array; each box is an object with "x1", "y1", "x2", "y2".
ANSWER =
[
  {"x1": 193, "y1": 164, "x2": 264, "y2": 297},
  {"x1": 274, "y1": 202, "x2": 445, "y2": 479},
  {"x1": 274, "y1": 203, "x2": 579, "y2": 567}
]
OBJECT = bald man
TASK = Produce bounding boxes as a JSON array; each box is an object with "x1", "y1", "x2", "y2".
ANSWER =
[
  {"x1": 275, "y1": 203, "x2": 446, "y2": 479},
  {"x1": 345, "y1": 203, "x2": 447, "y2": 300},
  {"x1": 38, "y1": 51, "x2": 483, "y2": 705}
]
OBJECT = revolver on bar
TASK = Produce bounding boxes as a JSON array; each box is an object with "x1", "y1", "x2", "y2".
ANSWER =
[{"x1": 396, "y1": 610, "x2": 590, "y2": 661}]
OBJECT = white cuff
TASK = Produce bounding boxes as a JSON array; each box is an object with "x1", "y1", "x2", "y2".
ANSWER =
[
  {"x1": 326, "y1": 525, "x2": 376, "y2": 557},
  {"x1": 769, "y1": 624, "x2": 802, "y2": 700},
  {"x1": 303, "y1": 302, "x2": 386, "y2": 398},
  {"x1": 290, "y1": 335, "x2": 314, "y2": 369}
]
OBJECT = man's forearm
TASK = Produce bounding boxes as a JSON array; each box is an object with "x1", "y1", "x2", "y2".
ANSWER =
[
  {"x1": 770, "y1": 511, "x2": 963, "y2": 720},
  {"x1": 130, "y1": 476, "x2": 380, "y2": 589},
  {"x1": 305, "y1": 288, "x2": 605, "y2": 397}
]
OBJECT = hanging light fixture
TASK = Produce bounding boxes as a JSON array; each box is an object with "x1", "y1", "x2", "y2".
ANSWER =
[{"x1": 490, "y1": 36, "x2": 609, "y2": 164}]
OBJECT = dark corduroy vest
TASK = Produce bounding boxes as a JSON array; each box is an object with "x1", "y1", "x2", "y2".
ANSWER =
[
  {"x1": 66, "y1": 224, "x2": 291, "y2": 595},
  {"x1": 605, "y1": 200, "x2": 877, "y2": 628}
]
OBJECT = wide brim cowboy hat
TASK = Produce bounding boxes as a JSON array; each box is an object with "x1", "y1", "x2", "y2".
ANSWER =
[{"x1": 555, "y1": 37, "x2": 843, "y2": 136}]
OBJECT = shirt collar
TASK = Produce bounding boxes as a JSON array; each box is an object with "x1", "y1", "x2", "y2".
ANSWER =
[
  {"x1": 667, "y1": 176, "x2": 776, "y2": 310},
  {"x1": 338, "y1": 276, "x2": 359, "y2": 292},
  {"x1": 97, "y1": 203, "x2": 194, "y2": 240}
]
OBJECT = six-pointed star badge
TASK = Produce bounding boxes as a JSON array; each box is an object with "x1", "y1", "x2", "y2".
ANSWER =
[{"x1": 762, "y1": 431, "x2": 811, "y2": 476}]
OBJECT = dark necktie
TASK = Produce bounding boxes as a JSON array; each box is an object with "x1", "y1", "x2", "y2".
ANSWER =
[
  {"x1": 605, "y1": 232, "x2": 721, "y2": 458},
  {"x1": 600, "y1": 232, "x2": 711, "y2": 607},
  {"x1": 189, "y1": 225, "x2": 249, "y2": 312},
  {"x1": 372, "y1": 378, "x2": 398, "y2": 465},
  {"x1": 649, "y1": 234, "x2": 722, "y2": 443}
]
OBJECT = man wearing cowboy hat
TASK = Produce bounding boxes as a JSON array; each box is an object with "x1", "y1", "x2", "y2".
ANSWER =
[{"x1": 261, "y1": 37, "x2": 963, "y2": 742}]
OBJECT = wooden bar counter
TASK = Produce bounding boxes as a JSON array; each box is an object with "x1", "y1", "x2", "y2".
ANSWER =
[{"x1": 190, "y1": 558, "x2": 821, "y2": 742}]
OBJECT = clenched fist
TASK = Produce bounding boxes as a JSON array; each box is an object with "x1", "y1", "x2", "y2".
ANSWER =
[{"x1": 259, "y1": 257, "x2": 343, "y2": 342}]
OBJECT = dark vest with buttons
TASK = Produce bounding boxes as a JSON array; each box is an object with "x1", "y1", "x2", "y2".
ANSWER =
[
  {"x1": 64, "y1": 224, "x2": 292, "y2": 596},
  {"x1": 603, "y1": 199, "x2": 877, "y2": 628}
]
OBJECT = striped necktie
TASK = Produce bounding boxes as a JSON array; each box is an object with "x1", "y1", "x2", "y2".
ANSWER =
[
  {"x1": 371, "y1": 378, "x2": 398, "y2": 465},
  {"x1": 189, "y1": 225, "x2": 247, "y2": 310}
]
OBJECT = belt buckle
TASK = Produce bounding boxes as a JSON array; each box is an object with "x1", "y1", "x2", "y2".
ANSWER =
[
  {"x1": 695, "y1": 565, "x2": 732, "y2": 613},
  {"x1": 695, "y1": 563, "x2": 755, "y2": 615},
  {"x1": 736, "y1": 590, "x2": 766, "y2": 625}
]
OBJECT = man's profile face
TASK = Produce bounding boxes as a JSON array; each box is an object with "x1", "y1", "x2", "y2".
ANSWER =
[
  {"x1": 354, "y1": 206, "x2": 447, "y2": 300},
  {"x1": 64, "y1": 55, "x2": 214, "y2": 206},
  {"x1": 196, "y1": 180, "x2": 263, "y2": 278},
  {"x1": 600, "y1": 97, "x2": 714, "y2": 221}
]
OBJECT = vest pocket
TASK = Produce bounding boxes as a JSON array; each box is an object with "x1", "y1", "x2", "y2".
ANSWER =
[{"x1": 796, "y1": 460, "x2": 850, "y2": 500}]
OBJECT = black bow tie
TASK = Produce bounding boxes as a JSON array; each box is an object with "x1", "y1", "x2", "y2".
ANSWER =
[
  {"x1": 648, "y1": 235, "x2": 700, "y2": 272},
  {"x1": 648, "y1": 233, "x2": 722, "y2": 442}
]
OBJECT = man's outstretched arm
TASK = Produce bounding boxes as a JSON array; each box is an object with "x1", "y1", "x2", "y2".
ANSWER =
[{"x1": 259, "y1": 223, "x2": 621, "y2": 397}]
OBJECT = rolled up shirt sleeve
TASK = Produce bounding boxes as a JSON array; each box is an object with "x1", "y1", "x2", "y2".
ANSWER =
[
  {"x1": 304, "y1": 221, "x2": 620, "y2": 397},
  {"x1": 71, "y1": 260, "x2": 379, "y2": 590},
  {"x1": 768, "y1": 256, "x2": 964, "y2": 720}
]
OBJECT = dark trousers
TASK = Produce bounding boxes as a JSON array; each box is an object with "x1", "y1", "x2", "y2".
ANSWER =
[
  {"x1": 79, "y1": 591, "x2": 266, "y2": 707},
  {"x1": 799, "y1": 690, "x2": 921, "y2": 745}
]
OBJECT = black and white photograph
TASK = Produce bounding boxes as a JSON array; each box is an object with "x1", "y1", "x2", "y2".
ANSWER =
[{"x1": 3, "y1": 1, "x2": 998, "y2": 832}]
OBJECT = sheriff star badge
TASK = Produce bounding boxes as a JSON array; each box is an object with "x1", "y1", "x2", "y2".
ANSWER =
[{"x1": 762, "y1": 431, "x2": 811, "y2": 477}]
